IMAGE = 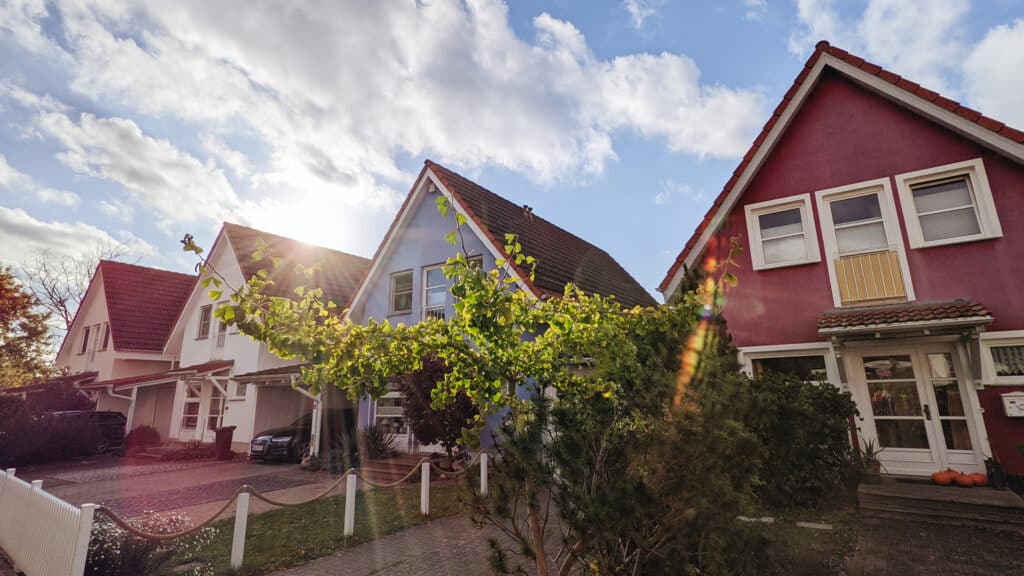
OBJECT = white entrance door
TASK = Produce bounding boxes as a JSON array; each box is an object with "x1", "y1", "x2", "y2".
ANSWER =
[{"x1": 850, "y1": 344, "x2": 983, "y2": 476}]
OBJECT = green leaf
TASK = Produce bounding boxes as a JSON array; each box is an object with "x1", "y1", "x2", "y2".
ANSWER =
[
  {"x1": 222, "y1": 306, "x2": 235, "y2": 321},
  {"x1": 201, "y1": 277, "x2": 212, "y2": 289},
  {"x1": 212, "y1": 278, "x2": 222, "y2": 288},
  {"x1": 208, "y1": 289, "x2": 223, "y2": 301},
  {"x1": 445, "y1": 231, "x2": 457, "y2": 246},
  {"x1": 435, "y1": 195, "x2": 449, "y2": 218},
  {"x1": 455, "y1": 212, "x2": 467, "y2": 226}
]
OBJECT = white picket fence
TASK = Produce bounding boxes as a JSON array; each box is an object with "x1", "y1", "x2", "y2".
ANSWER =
[{"x1": 0, "y1": 469, "x2": 95, "y2": 576}]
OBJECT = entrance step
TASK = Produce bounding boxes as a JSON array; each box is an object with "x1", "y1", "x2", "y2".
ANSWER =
[{"x1": 858, "y1": 478, "x2": 1024, "y2": 533}]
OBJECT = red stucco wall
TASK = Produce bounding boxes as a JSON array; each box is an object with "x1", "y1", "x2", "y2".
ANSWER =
[
  {"x1": 977, "y1": 387, "x2": 1024, "y2": 475},
  {"x1": 705, "y1": 70, "x2": 1024, "y2": 348}
]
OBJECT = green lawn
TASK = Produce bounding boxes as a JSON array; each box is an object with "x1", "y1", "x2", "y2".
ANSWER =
[
  {"x1": 180, "y1": 480, "x2": 468, "y2": 575},
  {"x1": 749, "y1": 490, "x2": 860, "y2": 576}
]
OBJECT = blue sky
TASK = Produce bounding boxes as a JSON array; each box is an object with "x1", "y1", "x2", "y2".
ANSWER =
[{"x1": 1, "y1": 1, "x2": 1023, "y2": 299}]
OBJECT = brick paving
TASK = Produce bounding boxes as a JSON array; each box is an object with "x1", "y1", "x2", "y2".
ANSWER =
[
  {"x1": 846, "y1": 518, "x2": 1024, "y2": 576},
  {"x1": 98, "y1": 472, "x2": 315, "y2": 516},
  {"x1": 45, "y1": 458, "x2": 228, "y2": 483}
]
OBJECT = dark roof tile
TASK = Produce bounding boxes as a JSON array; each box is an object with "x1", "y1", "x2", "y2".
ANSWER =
[
  {"x1": 817, "y1": 299, "x2": 991, "y2": 331},
  {"x1": 100, "y1": 261, "x2": 196, "y2": 351}
]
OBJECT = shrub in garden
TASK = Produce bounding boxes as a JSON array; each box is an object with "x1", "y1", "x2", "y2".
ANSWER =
[
  {"x1": 125, "y1": 426, "x2": 162, "y2": 453},
  {"x1": 393, "y1": 354, "x2": 477, "y2": 459},
  {"x1": 87, "y1": 511, "x2": 215, "y2": 576},
  {"x1": 744, "y1": 370, "x2": 859, "y2": 508},
  {"x1": 158, "y1": 440, "x2": 218, "y2": 461},
  {"x1": 358, "y1": 424, "x2": 398, "y2": 461}
]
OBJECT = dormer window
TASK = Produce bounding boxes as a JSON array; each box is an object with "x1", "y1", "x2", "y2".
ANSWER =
[
  {"x1": 78, "y1": 326, "x2": 91, "y2": 355},
  {"x1": 423, "y1": 265, "x2": 447, "y2": 321},
  {"x1": 390, "y1": 270, "x2": 413, "y2": 315},
  {"x1": 744, "y1": 194, "x2": 820, "y2": 270},
  {"x1": 197, "y1": 305, "x2": 212, "y2": 339},
  {"x1": 895, "y1": 159, "x2": 1003, "y2": 248}
]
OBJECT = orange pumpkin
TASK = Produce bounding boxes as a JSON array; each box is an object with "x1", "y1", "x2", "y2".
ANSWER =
[
  {"x1": 954, "y1": 473, "x2": 975, "y2": 487},
  {"x1": 969, "y1": 473, "x2": 988, "y2": 487},
  {"x1": 931, "y1": 471, "x2": 954, "y2": 485}
]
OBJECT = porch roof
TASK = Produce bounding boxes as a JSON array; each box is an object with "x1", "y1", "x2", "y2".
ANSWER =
[
  {"x1": 1, "y1": 371, "x2": 99, "y2": 394},
  {"x1": 81, "y1": 360, "x2": 234, "y2": 391},
  {"x1": 818, "y1": 299, "x2": 992, "y2": 336},
  {"x1": 234, "y1": 363, "x2": 307, "y2": 382}
]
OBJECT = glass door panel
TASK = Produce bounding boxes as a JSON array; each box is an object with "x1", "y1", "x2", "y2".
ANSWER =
[
  {"x1": 925, "y1": 353, "x2": 972, "y2": 451},
  {"x1": 863, "y1": 355, "x2": 930, "y2": 449}
]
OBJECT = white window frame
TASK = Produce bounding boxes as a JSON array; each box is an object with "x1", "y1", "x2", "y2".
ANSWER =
[
  {"x1": 98, "y1": 322, "x2": 110, "y2": 351},
  {"x1": 389, "y1": 270, "x2": 413, "y2": 315},
  {"x1": 979, "y1": 331, "x2": 1024, "y2": 386},
  {"x1": 895, "y1": 158, "x2": 1003, "y2": 249},
  {"x1": 78, "y1": 326, "x2": 91, "y2": 355},
  {"x1": 744, "y1": 193, "x2": 821, "y2": 271},
  {"x1": 214, "y1": 314, "x2": 228, "y2": 349},
  {"x1": 738, "y1": 342, "x2": 843, "y2": 390},
  {"x1": 422, "y1": 263, "x2": 447, "y2": 321},
  {"x1": 815, "y1": 178, "x2": 916, "y2": 307},
  {"x1": 197, "y1": 304, "x2": 212, "y2": 340}
]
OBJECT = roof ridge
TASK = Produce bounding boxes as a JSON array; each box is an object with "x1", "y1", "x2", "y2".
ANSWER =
[
  {"x1": 98, "y1": 259, "x2": 196, "y2": 279},
  {"x1": 221, "y1": 221, "x2": 370, "y2": 262},
  {"x1": 658, "y1": 40, "x2": 1024, "y2": 294}
]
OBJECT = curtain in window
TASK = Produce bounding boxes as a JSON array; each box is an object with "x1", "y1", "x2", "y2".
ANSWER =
[
  {"x1": 992, "y1": 345, "x2": 1024, "y2": 376},
  {"x1": 912, "y1": 178, "x2": 981, "y2": 242},
  {"x1": 758, "y1": 208, "x2": 806, "y2": 264}
]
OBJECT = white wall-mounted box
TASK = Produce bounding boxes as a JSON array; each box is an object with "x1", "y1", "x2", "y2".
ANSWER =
[{"x1": 1002, "y1": 391, "x2": 1024, "y2": 417}]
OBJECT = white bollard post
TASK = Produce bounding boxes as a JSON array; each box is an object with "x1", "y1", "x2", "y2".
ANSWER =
[
  {"x1": 480, "y1": 452, "x2": 489, "y2": 496},
  {"x1": 70, "y1": 504, "x2": 96, "y2": 576},
  {"x1": 31, "y1": 479, "x2": 43, "y2": 490},
  {"x1": 420, "y1": 462, "x2": 430, "y2": 516},
  {"x1": 343, "y1": 474, "x2": 357, "y2": 536},
  {"x1": 230, "y1": 492, "x2": 250, "y2": 570}
]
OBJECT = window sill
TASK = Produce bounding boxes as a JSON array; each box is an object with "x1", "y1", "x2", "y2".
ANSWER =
[
  {"x1": 388, "y1": 311, "x2": 413, "y2": 318},
  {"x1": 907, "y1": 232, "x2": 1002, "y2": 250},
  {"x1": 751, "y1": 256, "x2": 821, "y2": 271}
]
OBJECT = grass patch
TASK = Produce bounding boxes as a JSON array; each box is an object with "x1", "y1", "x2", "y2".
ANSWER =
[{"x1": 178, "y1": 480, "x2": 467, "y2": 575}]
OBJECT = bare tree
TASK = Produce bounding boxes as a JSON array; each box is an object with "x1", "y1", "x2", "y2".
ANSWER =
[{"x1": 18, "y1": 242, "x2": 134, "y2": 335}]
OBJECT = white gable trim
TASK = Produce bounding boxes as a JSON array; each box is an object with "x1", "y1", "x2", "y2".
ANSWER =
[
  {"x1": 344, "y1": 167, "x2": 534, "y2": 321},
  {"x1": 662, "y1": 52, "x2": 1024, "y2": 299},
  {"x1": 162, "y1": 229, "x2": 235, "y2": 356},
  {"x1": 54, "y1": 266, "x2": 105, "y2": 364}
]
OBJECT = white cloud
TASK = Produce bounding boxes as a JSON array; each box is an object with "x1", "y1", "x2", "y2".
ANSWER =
[
  {"x1": 200, "y1": 134, "x2": 252, "y2": 179},
  {"x1": 744, "y1": 0, "x2": 768, "y2": 21},
  {"x1": 33, "y1": 111, "x2": 238, "y2": 226},
  {"x1": 99, "y1": 197, "x2": 134, "y2": 223},
  {"x1": 788, "y1": 0, "x2": 969, "y2": 93},
  {"x1": 0, "y1": 153, "x2": 80, "y2": 208},
  {"x1": 0, "y1": 205, "x2": 149, "y2": 265},
  {"x1": 0, "y1": 0, "x2": 765, "y2": 194},
  {"x1": 654, "y1": 180, "x2": 703, "y2": 205},
  {"x1": 964, "y1": 19, "x2": 1024, "y2": 129},
  {"x1": 623, "y1": 0, "x2": 661, "y2": 30}
]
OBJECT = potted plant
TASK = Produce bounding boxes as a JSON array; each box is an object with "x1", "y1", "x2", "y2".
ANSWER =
[{"x1": 860, "y1": 438, "x2": 884, "y2": 482}]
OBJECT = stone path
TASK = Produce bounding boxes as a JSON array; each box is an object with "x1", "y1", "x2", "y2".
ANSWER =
[
  {"x1": 273, "y1": 515, "x2": 517, "y2": 576},
  {"x1": 99, "y1": 472, "x2": 315, "y2": 516},
  {"x1": 45, "y1": 458, "x2": 228, "y2": 483},
  {"x1": 845, "y1": 518, "x2": 1024, "y2": 576}
]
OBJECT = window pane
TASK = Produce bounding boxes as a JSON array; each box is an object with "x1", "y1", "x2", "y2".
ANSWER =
[
  {"x1": 927, "y1": 353, "x2": 956, "y2": 379},
  {"x1": 762, "y1": 235, "x2": 807, "y2": 264},
  {"x1": 836, "y1": 221, "x2": 888, "y2": 253},
  {"x1": 863, "y1": 356, "x2": 915, "y2": 380},
  {"x1": 426, "y1": 287, "x2": 446, "y2": 307},
  {"x1": 941, "y1": 420, "x2": 973, "y2": 450},
  {"x1": 868, "y1": 382, "x2": 921, "y2": 417},
  {"x1": 752, "y1": 355, "x2": 827, "y2": 380},
  {"x1": 919, "y1": 208, "x2": 981, "y2": 242},
  {"x1": 932, "y1": 382, "x2": 966, "y2": 417},
  {"x1": 875, "y1": 420, "x2": 929, "y2": 449},
  {"x1": 992, "y1": 345, "x2": 1024, "y2": 376},
  {"x1": 393, "y1": 292, "x2": 412, "y2": 312},
  {"x1": 831, "y1": 194, "x2": 882, "y2": 225},
  {"x1": 759, "y1": 208, "x2": 803, "y2": 239},
  {"x1": 426, "y1": 268, "x2": 446, "y2": 287},
  {"x1": 393, "y1": 272, "x2": 412, "y2": 292},
  {"x1": 912, "y1": 178, "x2": 973, "y2": 213}
]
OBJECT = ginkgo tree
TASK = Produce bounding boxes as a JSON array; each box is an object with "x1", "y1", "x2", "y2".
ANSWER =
[{"x1": 181, "y1": 197, "x2": 750, "y2": 576}]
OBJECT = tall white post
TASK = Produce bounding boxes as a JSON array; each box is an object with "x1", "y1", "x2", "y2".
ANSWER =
[
  {"x1": 420, "y1": 462, "x2": 430, "y2": 516},
  {"x1": 344, "y1": 474, "x2": 357, "y2": 536},
  {"x1": 230, "y1": 492, "x2": 250, "y2": 569},
  {"x1": 31, "y1": 479, "x2": 43, "y2": 490},
  {"x1": 480, "y1": 452, "x2": 489, "y2": 496},
  {"x1": 70, "y1": 504, "x2": 97, "y2": 576}
]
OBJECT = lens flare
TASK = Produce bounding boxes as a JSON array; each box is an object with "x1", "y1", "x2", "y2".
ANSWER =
[{"x1": 673, "y1": 250, "x2": 725, "y2": 406}]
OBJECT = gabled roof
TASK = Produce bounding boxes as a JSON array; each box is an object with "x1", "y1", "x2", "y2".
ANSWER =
[
  {"x1": 426, "y1": 162, "x2": 656, "y2": 308},
  {"x1": 659, "y1": 40, "x2": 1024, "y2": 297},
  {"x1": 222, "y1": 223, "x2": 371, "y2": 308},
  {"x1": 100, "y1": 261, "x2": 196, "y2": 351},
  {"x1": 818, "y1": 299, "x2": 992, "y2": 335},
  {"x1": 57, "y1": 261, "x2": 196, "y2": 357}
]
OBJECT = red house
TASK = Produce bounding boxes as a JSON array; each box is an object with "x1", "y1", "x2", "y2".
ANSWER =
[{"x1": 660, "y1": 41, "x2": 1024, "y2": 478}]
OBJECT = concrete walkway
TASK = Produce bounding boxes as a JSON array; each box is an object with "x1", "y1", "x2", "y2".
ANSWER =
[{"x1": 273, "y1": 515, "x2": 518, "y2": 576}]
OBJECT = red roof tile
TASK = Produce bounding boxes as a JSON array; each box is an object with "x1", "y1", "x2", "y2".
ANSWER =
[
  {"x1": 817, "y1": 299, "x2": 991, "y2": 332},
  {"x1": 426, "y1": 162, "x2": 657, "y2": 308},
  {"x1": 659, "y1": 41, "x2": 1024, "y2": 294},
  {"x1": 100, "y1": 261, "x2": 196, "y2": 352},
  {"x1": 222, "y1": 223, "x2": 370, "y2": 308}
]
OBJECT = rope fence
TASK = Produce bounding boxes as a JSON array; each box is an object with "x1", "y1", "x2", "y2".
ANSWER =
[{"x1": 90, "y1": 451, "x2": 490, "y2": 570}]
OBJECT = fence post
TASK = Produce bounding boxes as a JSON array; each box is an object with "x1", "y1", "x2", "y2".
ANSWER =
[
  {"x1": 420, "y1": 462, "x2": 430, "y2": 516},
  {"x1": 230, "y1": 492, "x2": 250, "y2": 570},
  {"x1": 480, "y1": 452, "x2": 488, "y2": 496},
  {"x1": 70, "y1": 504, "x2": 96, "y2": 576},
  {"x1": 344, "y1": 474, "x2": 357, "y2": 536},
  {"x1": 31, "y1": 479, "x2": 43, "y2": 490}
]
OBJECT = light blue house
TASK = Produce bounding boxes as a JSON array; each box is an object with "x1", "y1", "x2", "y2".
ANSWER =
[{"x1": 345, "y1": 160, "x2": 656, "y2": 451}]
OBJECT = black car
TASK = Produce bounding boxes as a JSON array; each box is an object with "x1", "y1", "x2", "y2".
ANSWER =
[
  {"x1": 249, "y1": 408, "x2": 356, "y2": 463},
  {"x1": 46, "y1": 410, "x2": 127, "y2": 455}
]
